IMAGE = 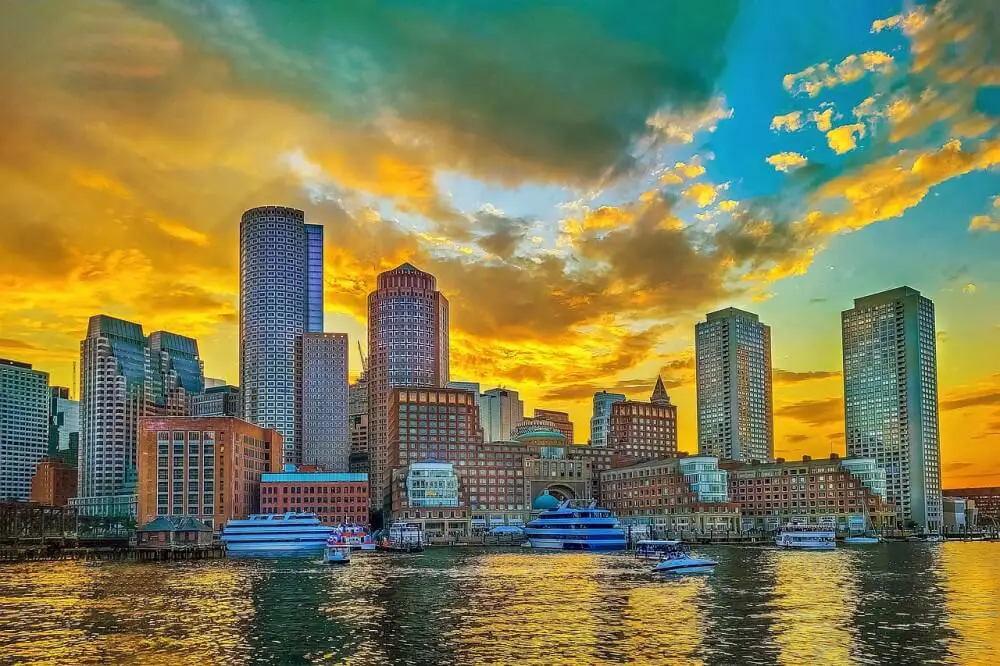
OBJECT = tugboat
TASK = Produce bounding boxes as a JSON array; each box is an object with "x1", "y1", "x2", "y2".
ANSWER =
[{"x1": 324, "y1": 534, "x2": 352, "y2": 564}]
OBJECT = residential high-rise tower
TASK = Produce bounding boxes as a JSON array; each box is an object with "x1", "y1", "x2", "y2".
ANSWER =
[
  {"x1": 301, "y1": 332, "x2": 349, "y2": 470},
  {"x1": 842, "y1": 286, "x2": 942, "y2": 530},
  {"x1": 590, "y1": 391, "x2": 625, "y2": 447},
  {"x1": 695, "y1": 307, "x2": 773, "y2": 463},
  {"x1": 0, "y1": 359, "x2": 50, "y2": 501}
]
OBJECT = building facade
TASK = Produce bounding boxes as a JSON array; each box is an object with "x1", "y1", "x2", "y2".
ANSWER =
[
  {"x1": 724, "y1": 455, "x2": 896, "y2": 532},
  {"x1": 30, "y1": 457, "x2": 77, "y2": 507},
  {"x1": 842, "y1": 286, "x2": 942, "y2": 530},
  {"x1": 608, "y1": 377, "x2": 678, "y2": 461},
  {"x1": 367, "y1": 263, "x2": 449, "y2": 507},
  {"x1": 943, "y1": 488, "x2": 999, "y2": 524},
  {"x1": 0, "y1": 359, "x2": 50, "y2": 501},
  {"x1": 348, "y1": 372, "x2": 369, "y2": 474},
  {"x1": 76, "y1": 316, "x2": 204, "y2": 516},
  {"x1": 193, "y1": 385, "x2": 242, "y2": 417},
  {"x1": 601, "y1": 456, "x2": 741, "y2": 533},
  {"x1": 137, "y1": 416, "x2": 282, "y2": 528},
  {"x1": 48, "y1": 386, "x2": 79, "y2": 461},
  {"x1": 590, "y1": 391, "x2": 625, "y2": 447},
  {"x1": 533, "y1": 408, "x2": 574, "y2": 443},
  {"x1": 481, "y1": 388, "x2": 524, "y2": 442},
  {"x1": 695, "y1": 307, "x2": 774, "y2": 463},
  {"x1": 240, "y1": 206, "x2": 324, "y2": 468},
  {"x1": 301, "y1": 333, "x2": 350, "y2": 471},
  {"x1": 261, "y1": 470, "x2": 369, "y2": 526},
  {"x1": 391, "y1": 461, "x2": 472, "y2": 540}
]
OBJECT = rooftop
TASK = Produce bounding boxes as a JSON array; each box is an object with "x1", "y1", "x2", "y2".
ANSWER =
[{"x1": 262, "y1": 472, "x2": 368, "y2": 483}]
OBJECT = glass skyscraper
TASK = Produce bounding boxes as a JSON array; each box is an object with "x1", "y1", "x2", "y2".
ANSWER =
[
  {"x1": 590, "y1": 390, "x2": 625, "y2": 447},
  {"x1": 695, "y1": 307, "x2": 774, "y2": 463},
  {"x1": 240, "y1": 206, "x2": 324, "y2": 466},
  {"x1": 842, "y1": 286, "x2": 942, "y2": 530},
  {"x1": 0, "y1": 358, "x2": 50, "y2": 501}
]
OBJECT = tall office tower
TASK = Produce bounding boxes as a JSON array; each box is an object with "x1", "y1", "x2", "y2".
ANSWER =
[
  {"x1": 481, "y1": 388, "x2": 524, "y2": 442},
  {"x1": 695, "y1": 307, "x2": 774, "y2": 463},
  {"x1": 609, "y1": 377, "x2": 678, "y2": 461},
  {"x1": 301, "y1": 333, "x2": 349, "y2": 470},
  {"x1": 0, "y1": 359, "x2": 50, "y2": 501},
  {"x1": 367, "y1": 263, "x2": 449, "y2": 506},
  {"x1": 76, "y1": 315, "x2": 204, "y2": 516},
  {"x1": 240, "y1": 206, "x2": 324, "y2": 467},
  {"x1": 348, "y1": 372, "x2": 369, "y2": 474},
  {"x1": 48, "y1": 386, "x2": 80, "y2": 463},
  {"x1": 590, "y1": 391, "x2": 625, "y2": 447},
  {"x1": 842, "y1": 286, "x2": 942, "y2": 530},
  {"x1": 193, "y1": 385, "x2": 242, "y2": 417},
  {"x1": 533, "y1": 408, "x2": 574, "y2": 443}
]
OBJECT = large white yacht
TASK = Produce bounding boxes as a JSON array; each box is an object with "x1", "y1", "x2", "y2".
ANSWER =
[
  {"x1": 523, "y1": 500, "x2": 627, "y2": 551},
  {"x1": 221, "y1": 512, "x2": 334, "y2": 557}
]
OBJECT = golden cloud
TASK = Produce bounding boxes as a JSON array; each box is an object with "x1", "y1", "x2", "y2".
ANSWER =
[
  {"x1": 766, "y1": 152, "x2": 808, "y2": 172},
  {"x1": 783, "y1": 51, "x2": 894, "y2": 97},
  {"x1": 771, "y1": 111, "x2": 803, "y2": 132},
  {"x1": 683, "y1": 182, "x2": 722, "y2": 208},
  {"x1": 826, "y1": 123, "x2": 866, "y2": 154},
  {"x1": 811, "y1": 108, "x2": 834, "y2": 132}
]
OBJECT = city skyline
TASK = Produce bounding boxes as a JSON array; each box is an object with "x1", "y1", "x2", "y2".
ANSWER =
[{"x1": 0, "y1": 1, "x2": 997, "y2": 487}]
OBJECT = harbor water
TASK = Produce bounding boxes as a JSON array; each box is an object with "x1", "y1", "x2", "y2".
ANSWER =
[{"x1": 1, "y1": 542, "x2": 997, "y2": 664}]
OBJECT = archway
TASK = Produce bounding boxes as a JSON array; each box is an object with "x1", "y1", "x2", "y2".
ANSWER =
[{"x1": 545, "y1": 485, "x2": 576, "y2": 502}]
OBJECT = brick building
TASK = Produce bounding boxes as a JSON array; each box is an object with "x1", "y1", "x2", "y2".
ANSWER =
[
  {"x1": 30, "y1": 457, "x2": 77, "y2": 507},
  {"x1": 531, "y1": 408, "x2": 574, "y2": 443},
  {"x1": 944, "y1": 487, "x2": 1000, "y2": 523},
  {"x1": 137, "y1": 416, "x2": 282, "y2": 529},
  {"x1": 608, "y1": 376, "x2": 678, "y2": 461},
  {"x1": 260, "y1": 470, "x2": 369, "y2": 525}
]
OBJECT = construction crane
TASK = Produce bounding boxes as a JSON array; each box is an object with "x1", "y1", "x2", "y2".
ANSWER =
[{"x1": 357, "y1": 340, "x2": 368, "y2": 374}]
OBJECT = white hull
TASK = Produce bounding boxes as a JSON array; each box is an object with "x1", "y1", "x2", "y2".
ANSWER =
[
  {"x1": 844, "y1": 537, "x2": 881, "y2": 545},
  {"x1": 226, "y1": 542, "x2": 326, "y2": 557},
  {"x1": 778, "y1": 543, "x2": 836, "y2": 551},
  {"x1": 654, "y1": 557, "x2": 717, "y2": 574}
]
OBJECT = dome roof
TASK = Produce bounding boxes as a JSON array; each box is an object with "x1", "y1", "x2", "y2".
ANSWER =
[
  {"x1": 532, "y1": 491, "x2": 561, "y2": 510},
  {"x1": 512, "y1": 426, "x2": 566, "y2": 442}
]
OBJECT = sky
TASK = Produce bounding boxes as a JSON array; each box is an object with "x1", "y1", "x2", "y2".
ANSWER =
[{"x1": 0, "y1": 0, "x2": 997, "y2": 487}]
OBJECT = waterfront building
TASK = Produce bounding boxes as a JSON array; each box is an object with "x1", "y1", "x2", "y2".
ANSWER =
[
  {"x1": 137, "y1": 416, "x2": 282, "y2": 528},
  {"x1": 301, "y1": 333, "x2": 350, "y2": 471},
  {"x1": 696, "y1": 307, "x2": 774, "y2": 463},
  {"x1": 136, "y1": 516, "x2": 213, "y2": 548},
  {"x1": 367, "y1": 263, "x2": 449, "y2": 507},
  {"x1": 723, "y1": 454, "x2": 896, "y2": 532},
  {"x1": 240, "y1": 205, "x2": 324, "y2": 467},
  {"x1": 943, "y1": 488, "x2": 999, "y2": 524},
  {"x1": 608, "y1": 376, "x2": 678, "y2": 461},
  {"x1": 30, "y1": 457, "x2": 77, "y2": 507},
  {"x1": 260, "y1": 468, "x2": 369, "y2": 526},
  {"x1": 390, "y1": 461, "x2": 471, "y2": 540},
  {"x1": 942, "y1": 497, "x2": 974, "y2": 532},
  {"x1": 590, "y1": 391, "x2": 625, "y2": 447},
  {"x1": 481, "y1": 388, "x2": 524, "y2": 442},
  {"x1": 0, "y1": 359, "x2": 50, "y2": 501},
  {"x1": 75, "y1": 316, "x2": 204, "y2": 517},
  {"x1": 193, "y1": 385, "x2": 242, "y2": 417},
  {"x1": 533, "y1": 408, "x2": 574, "y2": 443},
  {"x1": 522, "y1": 445, "x2": 593, "y2": 508},
  {"x1": 348, "y1": 372, "x2": 369, "y2": 474},
  {"x1": 601, "y1": 456, "x2": 741, "y2": 533},
  {"x1": 47, "y1": 386, "x2": 79, "y2": 461},
  {"x1": 842, "y1": 286, "x2": 942, "y2": 530}
]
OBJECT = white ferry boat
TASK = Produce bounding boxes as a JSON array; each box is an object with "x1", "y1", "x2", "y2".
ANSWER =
[
  {"x1": 523, "y1": 500, "x2": 627, "y2": 551},
  {"x1": 775, "y1": 524, "x2": 836, "y2": 550},
  {"x1": 221, "y1": 512, "x2": 334, "y2": 557}
]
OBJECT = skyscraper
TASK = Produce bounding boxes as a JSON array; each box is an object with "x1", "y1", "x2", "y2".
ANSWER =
[
  {"x1": 609, "y1": 376, "x2": 678, "y2": 461},
  {"x1": 481, "y1": 388, "x2": 524, "y2": 442},
  {"x1": 301, "y1": 332, "x2": 349, "y2": 470},
  {"x1": 48, "y1": 386, "x2": 79, "y2": 463},
  {"x1": 348, "y1": 372, "x2": 369, "y2": 474},
  {"x1": 590, "y1": 391, "x2": 625, "y2": 447},
  {"x1": 695, "y1": 307, "x2": 773, "y2": 463},
  {"x1": 0, "y1": 359, "x2": 50, "y2": 501},
  {"x1": 842, "y1": 286, "x2": 942, "y2": 530},
  {"x1": 367, "y1": 263, "x2": 449, "y2": 507},
  {"x1": 240, "y1": 206, "x2": 324, "y2": 466},
  {"x1": 75, "y1": 315, "x2": 204, "y2": 516}
]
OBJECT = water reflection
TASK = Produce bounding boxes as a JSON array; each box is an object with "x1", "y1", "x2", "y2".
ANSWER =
[{"x1": 0, "y1": 544, "x2": 997, "y2": 664}]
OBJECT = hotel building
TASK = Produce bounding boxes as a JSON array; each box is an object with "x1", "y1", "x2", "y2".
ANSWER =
[
  {"x1": 601, "y1": 456, "x2": 741, "y2": 533},
  {"x1": 481, "y1": 388, "x2": 524, "y2": 442},
  {"x1": 240, "y1": 205, "x2": 324, "y2": 467},
  {"x1": 724, "y1": 454, "x2": 896, "y2": 531},
  {"x1": 261, "y1": 469, "x2": 369, "y2": 525},
  {"x1": 696, "y1": 307, "x2": 773, "y2": 463},
  {"x1": 0, "y1": 359, "x2": 49, "y2": 501},
  {"x1": 608, "y1": 376, "x2": 678, "y2": 461},
  {"x1": 30, "y1": 457, "x2": 77, "y2": 507},
  {"x1": 532, "y1": 408, "x2": 574, "y2": 443},
  {"x1": 842, "y1": 286, "x2": 942, "y2": 529},
  {"x1": 75, "y1": 316, "x2": 204, "y2": 516},
  {"x1": 301, "y1": 333, "x2": 350, "y2": 471},
  {"x1": 367, "y1": 263, "x2": 449, "y2": 506},
  {"x1": 137, "y1": 416, "x2": 282, "y2": 528},
  {"x1": 590, "y1": 391, "x2": 625, "y2": 447}
]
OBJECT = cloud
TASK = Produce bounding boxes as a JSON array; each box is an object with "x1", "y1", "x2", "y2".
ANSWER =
[
  {"x1": 811, "y1": 108, "x2": 834, "y2": 132},
  {"x1": 773, "y1": 369, "x2": 841, "y2": 384},
  {"x1": 783, "y1": 51, "x2": 894, "y2": 97},
  {"x1": 941, "y1": 386, "x2": 1000, "y2": 411},
  {"x1": 539, "y1": 349, "x2": 694, "y2": 402},
  {"x1": 826, "y1": 123, "x2": 866, "y2": 154},
  {"x1": 771, "y1": 112, "x2": 803, "y2": 132},
  {"x1": 683, "y1": 182, "x2": 722, "y2": 207},
  {"x1": 472, "y1": 210, "x2": 533, "y2": 260},
  {"x1": 962, "y1": 282, "x2": 977, "y2": 294},
  {"x1": 786, "y1": 434, "x2": 809, "y2": 444},
  {"x1": 0, "y1": 338, "x2": 41, "y2": 352},
  {"x1": 766, "y1": 152, "x2": 808, "y2": 172},
  {"x1": 969, "y1": 196, "x2": 1000, "y2": 232},
  {"x1": 776, "y1": 397, "x2": 843, "y2": 427}
]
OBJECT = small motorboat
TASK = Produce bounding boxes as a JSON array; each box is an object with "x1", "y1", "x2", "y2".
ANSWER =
[
  {"x1": 324, "y1": 536, "x2": 352, "y2": 564},
  {"x1": 652, "y1": 543, "x2": 717, "y2": 574},
  {"x1": 844, "y1": 534, "x2": 882, "y2": 545}
]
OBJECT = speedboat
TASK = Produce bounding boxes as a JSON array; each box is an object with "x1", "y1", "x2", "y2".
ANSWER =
[
  {"x1": 523, "y1": 500, "x2": 627, "y2": 551},
  {"x1": 221, "y1": 512, "x2": 334, "y2": 558},
  {"x1": 775, "y1": 524, "x2": 836, "y2": 550},
  {"x1": 324, "y1": 536, "x2": 352, "y2": 564},
  {"x1": 651, "y1": 543, "x2": 717, "y2": 574},
  {"x1": 844, "y1": 534, "x2": 882, "y2": 545}
]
